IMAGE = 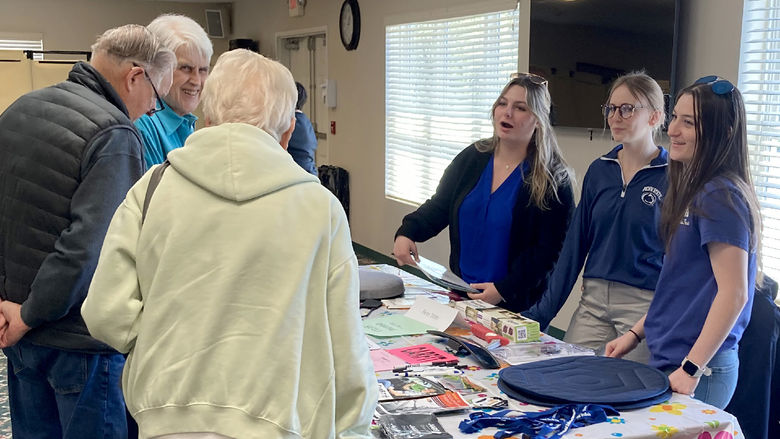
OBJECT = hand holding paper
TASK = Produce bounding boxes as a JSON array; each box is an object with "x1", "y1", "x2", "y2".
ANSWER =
[{"x1": 413, "y1": 255, "x2": 479, "y2": 293}]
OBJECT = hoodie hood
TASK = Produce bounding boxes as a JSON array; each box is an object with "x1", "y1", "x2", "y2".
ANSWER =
[{"x1": 167, "y1": 123, "x2": 319, "y2": 202}]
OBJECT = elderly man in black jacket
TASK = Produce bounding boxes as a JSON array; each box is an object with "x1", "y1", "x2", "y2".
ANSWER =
[{"x1": 0, "y1": 24, "x2": 174, "y2": 438}]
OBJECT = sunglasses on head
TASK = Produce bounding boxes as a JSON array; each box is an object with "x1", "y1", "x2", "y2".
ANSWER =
[
  {"x1": 694, "y1": 75, "x2": 735, "y2": 95},
  {"x1": 510, "y1": 72, "x2": 548, "y2": 87}
]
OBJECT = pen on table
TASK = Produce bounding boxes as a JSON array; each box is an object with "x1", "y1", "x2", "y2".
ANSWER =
[
  {"x1": 392, "y1": 360, "x2": 459, "y2": 372},
  {"x1": 394, "y1": 369, "x2": 465, "y2": 377},
  {"x1": 396, "y1": 365, "x2": 468, "y2": 372}
]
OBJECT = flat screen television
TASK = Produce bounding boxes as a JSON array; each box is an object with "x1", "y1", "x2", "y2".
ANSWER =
[{"x1": 529, "y1": 0, "x2": 679, "y2": 129}]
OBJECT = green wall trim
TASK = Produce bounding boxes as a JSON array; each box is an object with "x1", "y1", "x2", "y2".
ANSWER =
[
  {"x1": 545, "y1": 326, "x2": 565, "y2": 341},
  {"x1": 352, "y1": 241, "x2": 427, "y2": 280}
]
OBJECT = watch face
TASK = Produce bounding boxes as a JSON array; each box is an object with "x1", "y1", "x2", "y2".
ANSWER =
[{"x1": 681, "y1": 358, "x2": 700, "y2": 377}]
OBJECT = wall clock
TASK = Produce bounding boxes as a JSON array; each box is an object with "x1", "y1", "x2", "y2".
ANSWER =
[{"x1": 339, "y1": 0, "x2": 361, "y2": 51}]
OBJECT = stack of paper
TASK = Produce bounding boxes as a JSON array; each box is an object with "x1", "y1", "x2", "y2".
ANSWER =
[{"x1": 413, "y1": 256, "x2": 479, "y2": 293}]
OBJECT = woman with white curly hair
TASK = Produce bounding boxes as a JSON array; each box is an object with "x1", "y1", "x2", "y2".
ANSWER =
[{"x1": 83, "y1": 49, "x2": 377, "y2": 439}]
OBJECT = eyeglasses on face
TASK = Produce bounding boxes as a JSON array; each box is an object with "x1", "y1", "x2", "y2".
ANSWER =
[
  {"x1": 132, "y1": 63, "x2": 165, "y2": 116},
  {"x1": 510, "y1": 72, "x2": 548, "y2": 87},
  {"x1": 694, "y1": 75, "x2": 735, "y2": 95},
  {"x1": 601, "y1": 103, "x2": 645, "y2": 119}
]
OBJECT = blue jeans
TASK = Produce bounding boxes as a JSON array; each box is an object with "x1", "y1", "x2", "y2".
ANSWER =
[
  {"x1": 692, "y1": 348, "x2": 739, "y2": 409},
  {"x1": 663, "y1": 348, "x2": 739, "y2": 409},
  {"x1": 3, "y1": 339, "x2": 128, "y2": 439}
]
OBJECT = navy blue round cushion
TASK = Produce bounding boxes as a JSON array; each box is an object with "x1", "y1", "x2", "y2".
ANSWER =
[
  {"x1": 498, "y1": 356, "x2": 670, "y2": 407},
  {"x1": 497, "y1": 378, "x2": 673, "y2": 410}
]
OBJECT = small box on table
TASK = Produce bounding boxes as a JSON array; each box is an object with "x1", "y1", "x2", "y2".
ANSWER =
[{"x1": 457, "y1": 300, "x2": 541, "y2": 343}]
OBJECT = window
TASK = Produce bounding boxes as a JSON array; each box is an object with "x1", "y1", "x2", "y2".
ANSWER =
[
  {"x1": 0, "y1": 32, "x2": 43, "y2": 60},
  {"x1": 385, "y1": 6, "x2": 519, "y2": 205},
  {"x1": 740, "y1": 0, "x2": 780, "y2": 279}
]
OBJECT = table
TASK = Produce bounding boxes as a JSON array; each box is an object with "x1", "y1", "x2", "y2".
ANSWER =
[{"x1": 361, "y1": 264, "x2": 744, "y2": 439}]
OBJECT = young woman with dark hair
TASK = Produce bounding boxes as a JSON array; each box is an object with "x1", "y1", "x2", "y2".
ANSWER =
[{"x1": 606, "y1": 76, "x2": 762, "y2": 409}]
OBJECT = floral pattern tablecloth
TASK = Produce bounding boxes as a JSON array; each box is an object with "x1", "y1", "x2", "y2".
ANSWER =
[{"x1": 363, "y1": 264, "x2": 743, "y2": 439}]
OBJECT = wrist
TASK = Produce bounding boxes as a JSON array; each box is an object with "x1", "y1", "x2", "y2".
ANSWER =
[{"x1": 627, "y1": 329, "x2": 642, "y2": 344}]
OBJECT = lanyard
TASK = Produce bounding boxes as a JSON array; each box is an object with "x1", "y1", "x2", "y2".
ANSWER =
[{"x1": 459, "y1": 404, "x2": 619, "y2": 439}]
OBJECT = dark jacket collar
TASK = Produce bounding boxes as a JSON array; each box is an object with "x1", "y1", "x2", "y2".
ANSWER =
[
  {"x1": 68, "y1": 61, "x2": 129, "y2": 117},
  {"x1": 603, "y1": 144, "x2": 669, "y2": 167}
]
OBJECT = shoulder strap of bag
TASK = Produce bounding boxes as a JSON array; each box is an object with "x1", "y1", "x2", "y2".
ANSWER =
[{"x1": 142, "y1": 160, "x2": 170, "y2": 224}]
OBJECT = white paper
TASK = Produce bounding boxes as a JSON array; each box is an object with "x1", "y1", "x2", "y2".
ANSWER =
[
  {"x1": 405, "y1": 296, "x2": 459, "y2": 332},
  {"x1": 413, "y1": 256, "x2": 479, "y2": 293}
]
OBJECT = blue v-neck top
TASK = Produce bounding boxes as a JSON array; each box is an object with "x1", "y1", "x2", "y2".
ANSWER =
[{"x1": 458, "y1": 158, "x2": 528, "y2": 284}]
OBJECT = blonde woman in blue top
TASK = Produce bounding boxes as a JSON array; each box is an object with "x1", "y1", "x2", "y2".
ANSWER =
[
  {"x1": 523, "y1": 72, "x2": 667, "y2": 363},
  {"x1": 393, "y1": 74, "x2": 575, "y2": 312},
  {"x1": 607, "y1": 76, "x2": 761, "y2": 409},
  {"x1": 135, "y1": 14, "x2": 213, "y2": 168}
]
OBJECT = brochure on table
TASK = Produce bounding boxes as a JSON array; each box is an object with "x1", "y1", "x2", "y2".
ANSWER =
[{"x1": 363, "y1": 296, "x2": 463, "y2": 337}]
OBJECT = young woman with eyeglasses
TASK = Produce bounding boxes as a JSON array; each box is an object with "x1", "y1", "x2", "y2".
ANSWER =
[
  {"x1": 392, "y1": 74, "x2": 575, "y2": 312},
  {"x1": 606, "y1": 76, "x2": 761, "y2": 408},
  {"x1": 523, "y1": 72, "x2": 667, "y2": 364}
]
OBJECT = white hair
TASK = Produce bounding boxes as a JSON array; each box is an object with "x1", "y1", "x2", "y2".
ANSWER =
[
  {"x1": 201, "y1": 49, "x2": 297, "y2": 141},
  {"x1": 148, "y1": 14, "x2": 213, "y2": 62},
  {"x1": 91, "y1": 24, "x2": 176, "y2": 86}
]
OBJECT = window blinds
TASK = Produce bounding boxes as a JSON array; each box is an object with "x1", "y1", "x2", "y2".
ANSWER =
[
  {"x1": 385, "y1": 7, "x2": 519, "y2": 205},
  {"x1": 740, "y1": 0, "x2": 780, "y2": 278},
  {"x1": 0, "y1": 35, "x2": 43, "y2": 60}
]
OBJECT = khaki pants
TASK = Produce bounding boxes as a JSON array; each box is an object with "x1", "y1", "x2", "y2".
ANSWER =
[{"x1": 563, "y1": 278, "x2": 653, "y2": 364}]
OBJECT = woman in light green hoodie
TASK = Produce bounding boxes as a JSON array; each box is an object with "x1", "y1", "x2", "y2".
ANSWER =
[{"x1": 82, "y1": 49, "x2": 378, "y2": 439}]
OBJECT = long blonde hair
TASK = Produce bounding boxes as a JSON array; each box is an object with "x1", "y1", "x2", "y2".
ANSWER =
[{"x1": 476, "y1": 75, "x2": 573, "y2": 210}]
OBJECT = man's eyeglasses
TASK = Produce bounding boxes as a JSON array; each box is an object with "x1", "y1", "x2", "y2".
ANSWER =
[
  {"x1": 133, "y1": 63, "x2": 165, "y2": 116},
  {"x1": 694, "y1": 75, "x2": 735, "y2": 95},
  {"x1": 510, "y1": 72, "x2": 548, "y2": 87},
  {"x1": 602, "y1": 103, "x2": 645, "y2": 119}
]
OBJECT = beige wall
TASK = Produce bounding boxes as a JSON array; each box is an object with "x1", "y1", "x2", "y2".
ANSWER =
[
  {"x1": 0, "y1": 0, "x2": 230, "y2": 61},
  {"x1": 676, "y1": 0, "x2": 744, "y2": 85},
  {"x1": 232, "y1": 0, "x2": 525, "y2": 267},
  {"x1": 3, "y1": 0, "x2": 744, "y2": 331},
  {"x1": 231, "y1": 0, "x2": 744, "y2": 331}
]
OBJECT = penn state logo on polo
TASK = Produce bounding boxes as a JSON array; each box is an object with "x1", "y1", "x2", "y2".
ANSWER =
[{"x1": 641, "y1": 185, "x2": 662, "y2": 206}]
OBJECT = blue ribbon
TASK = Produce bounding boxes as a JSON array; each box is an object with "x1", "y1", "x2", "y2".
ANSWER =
[{"x1": 458, "y1": 404, "x2": 619, "y2": 439}]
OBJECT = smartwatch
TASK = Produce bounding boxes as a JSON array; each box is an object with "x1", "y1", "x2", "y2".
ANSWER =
[{"x1": 681, "y1": 356, "x2": 712, "y2": 378}]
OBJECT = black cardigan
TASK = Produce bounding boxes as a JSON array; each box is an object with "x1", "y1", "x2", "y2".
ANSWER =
[{"x1": 396, "y1": 144, "x2": 575, "y2": 312}]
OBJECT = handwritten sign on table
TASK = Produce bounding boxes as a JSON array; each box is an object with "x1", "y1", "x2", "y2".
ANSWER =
[
  {"x1": 362, "y1": 297, "x2": 458, "y2": 337},
  {"x1": 386, "y1": 344, "x2": 459, "y2": 365},
  {"x1": 405, "y1": 297, "x2": 458, "y2": 331}
]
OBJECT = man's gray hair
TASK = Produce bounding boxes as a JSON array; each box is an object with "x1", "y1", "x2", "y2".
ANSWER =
[
  {"x1": 148, "y1": 14, "x2": 213, "y2": 61},
  {"x1": 201, "y1": 49, "x2": 297, "y2": 142},
  {"x1": 91, "y1": 24, "x2": 176, "y2": 85}
]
